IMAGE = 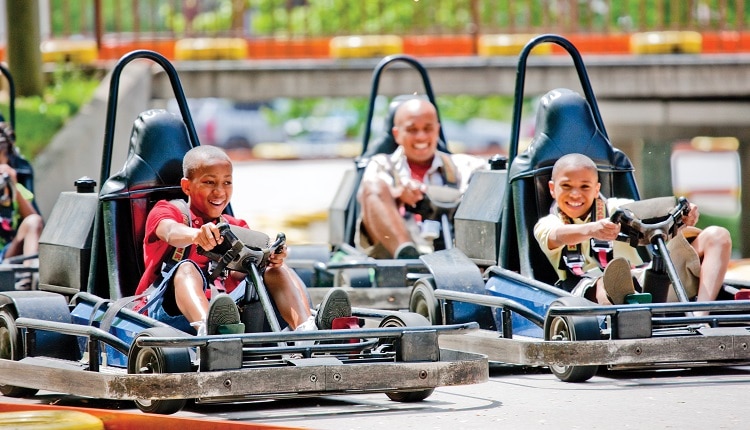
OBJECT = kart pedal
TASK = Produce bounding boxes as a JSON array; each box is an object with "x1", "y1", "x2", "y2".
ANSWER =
[
  {"x1": 735, "y1": 289, "x2": 750, "y2": 300},
  {"x1": 624, "y1": 292, "x2": 652, "y2": 304},
  {"x1": 332, "y1": 316, "x2": 363, "y2": 330},
  {"x1": 332, "y1": 317, "x2": 363, "y2": 344}
]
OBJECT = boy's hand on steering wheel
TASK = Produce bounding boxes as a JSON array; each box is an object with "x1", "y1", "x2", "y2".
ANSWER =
[
  {"x1": 396, "y1": 179, "x2": 426, "y2": 208},
  {"x1": 267, "y1": 244, "x2": 287, "y2": 269},
  {"x1": 590, "y1": 219, "x2": 621, "y2": 241},
  {"x1": 684, "y1": 202, "x2": 700, "y2": 226},
  {"x1": 193, "y1": 223, "x2": 223, "y2": 250}
]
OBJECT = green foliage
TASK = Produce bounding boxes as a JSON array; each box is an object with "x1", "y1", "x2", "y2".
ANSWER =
[{"x1": 0, "y1": 69, "x2": 99, "y2": 159}]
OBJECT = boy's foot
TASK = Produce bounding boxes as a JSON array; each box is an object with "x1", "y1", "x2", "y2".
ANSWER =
[
  {"x1": 394, "y1": 242, "x2": 420, "y2": 260},
  {"x1": 315, "y1": 288, "x2": 352, "y2": 330},
  {"x1": 207, "y1": 293, "x2": 243, "y2": 335},
  {"x1": 14, "y1": 272, "x2": 33, "y2": 291},
  {"x1": 603, "y1": 257, "x2": 636, "y2": 305}
]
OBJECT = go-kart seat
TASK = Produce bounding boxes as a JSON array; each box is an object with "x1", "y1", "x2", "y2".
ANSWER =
[
  {"x1": 99, "y1": 109, "x2": 194, "y2": 299},
  {"x1": 504, "y1": 88, "x2": 640, "y2": 285}
]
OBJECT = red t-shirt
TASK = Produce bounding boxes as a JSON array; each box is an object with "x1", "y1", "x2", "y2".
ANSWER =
[
  {"x1": 135, "y1": 200, "x2": 249, "y2": 296},
  {"x1": 408, "y1": 159, "x2": 430, "y2": 182}
]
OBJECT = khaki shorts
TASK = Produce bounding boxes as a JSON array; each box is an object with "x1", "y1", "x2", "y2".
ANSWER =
[{"x1": 665, "y1": 226, "x2": 702, "y2": 301}]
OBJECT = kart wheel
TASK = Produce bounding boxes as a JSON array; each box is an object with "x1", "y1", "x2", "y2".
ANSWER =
[
  {"x1": 128, "y1": 327, "x2": 191, "y2": 414},
  {"x1": 544, "y1": 297, "x2": 601, "y2": 383},
  {"x1": 379, "y1": 312, "x2": 435, "y2": 402},
  {"x1": 0, "y1": 309, "x2": 39, "y2": 397},
  {"x1": 409, "y1": 278, "x2": 441, "y2": 325},
  {"x1": 378, "y1": 312, "x2": 431, "y2": 328}
]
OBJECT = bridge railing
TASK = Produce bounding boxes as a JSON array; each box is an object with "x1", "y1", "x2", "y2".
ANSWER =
[{"x1": 38, "y1": 0, "x2": 750, "y2": 61}]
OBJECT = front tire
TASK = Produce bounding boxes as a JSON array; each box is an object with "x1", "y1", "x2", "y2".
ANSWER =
[
  {"x1": 128, "y1": 327, "x2": 192, "y2": 414},
  {"x1": 0, "y1": 308, "x2": 39, "y2": 397},
  {"x1": 544, "y1": 296, "x2": 601, "y2": 382}
]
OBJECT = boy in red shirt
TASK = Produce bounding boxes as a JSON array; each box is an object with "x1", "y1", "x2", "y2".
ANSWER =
[{"x1": 136, "y1": 145, "x2": 350, "y2": 335}]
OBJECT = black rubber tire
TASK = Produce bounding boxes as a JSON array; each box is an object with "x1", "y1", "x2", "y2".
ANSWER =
[
  {"x1": 409, "y1": 278, "x2": 441, "y2": 325},
  {"x1": 543, "y1": 296, "x2": 601, "y2": 382},
  {"x1": 127, "y1": 327, "x2": 192, "y2": 414},
  {"x1": 0, "y1": 308, "x2": 39, "y2": 397},
  {"x1": 378, "y1": 312, "x2": 432, "y2": 328},
  {"x1": 379, "y1": 311, "x2": 435, "y2": 402}
]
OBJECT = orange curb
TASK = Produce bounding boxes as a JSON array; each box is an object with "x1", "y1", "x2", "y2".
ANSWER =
[{"x1": 0, "y1": 402, "x2": 303, "y2": 430}]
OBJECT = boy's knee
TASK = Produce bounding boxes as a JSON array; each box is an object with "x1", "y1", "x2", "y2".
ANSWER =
[
  {"x1": 701, "y1": 225, "x2": 732, "y2": 248},
  {"x1": 174, "y1": 262, "x2": 201, "y2": 282},
  {"x1": 23, "y1": 214, "x2": 44, "y2": 231}
]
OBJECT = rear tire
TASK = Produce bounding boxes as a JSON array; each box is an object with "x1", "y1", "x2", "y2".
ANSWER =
[
  {"x1": 0, "y1": 309, "x2": 39, "y2": 397},
  {"x1": 128, "y1": 327, "x2": 192, "y2": 414}
]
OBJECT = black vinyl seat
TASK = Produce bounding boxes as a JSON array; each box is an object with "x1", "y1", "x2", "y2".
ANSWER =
[
  {"x1": 503, "y1": 88, "x2": 640, "y2": 285},
  {"x1": 98, "y1": 109, "x2": 193, "y2": 298}
]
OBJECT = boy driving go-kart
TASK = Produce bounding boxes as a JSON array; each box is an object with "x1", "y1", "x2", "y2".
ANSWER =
[
  {"x1": 134, "y1": 145, "x2": 351, "y2": 337},
  {"x1": 535, "y1": 153, "x2": 732, "y2": 313}
]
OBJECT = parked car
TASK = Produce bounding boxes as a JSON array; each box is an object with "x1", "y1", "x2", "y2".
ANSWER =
[{"x1": 167, "y1": 97, "x2": 286, "y2": 149}]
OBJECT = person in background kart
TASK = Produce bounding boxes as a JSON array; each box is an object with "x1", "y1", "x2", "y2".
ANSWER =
[
  {"x1": 135, "y1": 145, "x2": 351, "y2": 336},
  {"x1": 534, "y1": 153, "x2": 731, "y2": 314},
  {"x1": 357, "y1": 98, "x2": 487, "y2": 259},
  {"x1": 0, "y1": 120, "x2": 43, "y2": 290}
]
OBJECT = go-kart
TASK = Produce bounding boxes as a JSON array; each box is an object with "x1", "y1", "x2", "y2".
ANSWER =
[
  {"x1": 404, "y1": 34, "x2": 750, "y2": 382},
  {"x1": 287, "y1": 54, "x2": 493, "y2": 309},
  {"x1": 0, "y1": 50, "x2": 487, "y2": 415}
]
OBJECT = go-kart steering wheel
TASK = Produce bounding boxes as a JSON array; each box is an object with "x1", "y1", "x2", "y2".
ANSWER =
[
  {"x1": 198, "y1": 223, "x2": 286, "y2": 282},
  {"x1": 407, "y1": 185, "x2": 462, "y2": 221},
  {"x1": 610, "y1": 196, "x2": 691, "y2": 248}
]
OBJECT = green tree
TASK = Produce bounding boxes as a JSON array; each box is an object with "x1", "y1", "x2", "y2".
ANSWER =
[{"x1": 6, "y1": 0, "x2": 44, "y2": 96}]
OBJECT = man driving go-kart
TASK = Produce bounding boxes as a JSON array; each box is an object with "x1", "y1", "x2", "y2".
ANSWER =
[{"x1": 357, "y1": 98, "x2": 487, "y2": 259}]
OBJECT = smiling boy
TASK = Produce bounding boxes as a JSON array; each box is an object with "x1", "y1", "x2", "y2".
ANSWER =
[
  {"x1": 534, "y1": 153, "x2": 731, "y2": 309},
  {"x1": 136, "y1": 145, "x2": 350, "y2": 335}
]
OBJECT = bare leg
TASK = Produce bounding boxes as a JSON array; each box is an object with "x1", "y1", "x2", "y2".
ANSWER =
[
  {"x1": 692, "y1": 226, "x2": 732, "y2": 303},
  {"x1": 593, "y1": 279, "x2": 614, "y2": 305},
  {"x1": 264, "y1": 264, "x2": 312, "y2": 329},
  {"x1": 4, "y1": 214, "x2": 43, "y2": 259},
  {"x1": 173, "y1": 263, "x2": 210, "y2": 324},
  {"x1": 359, "y1": 178, "x2": 412, "y2": 257}
]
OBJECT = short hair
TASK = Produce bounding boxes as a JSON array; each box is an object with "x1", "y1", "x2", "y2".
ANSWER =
[
  {"x1": 393, "y1": 98, "x2": 438, "y2": 128},
  {"x1": 551, "y1": 153, "x2": 598, "y2": 181},
  {"x1": 183, "y1": 145, "x2": 231, "y2": 179}
]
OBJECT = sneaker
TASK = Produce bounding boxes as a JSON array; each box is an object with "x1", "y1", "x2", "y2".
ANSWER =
[
  {"x1": 315, "y1": 288, "x2": 352, "y2": 330},
  {"x1": 206, "y1": 293, "x2": 243, "y2": 335},
  {"x1": 394, "y1": 242, "x2": 420, "y2": 260},
  {"x1": 14, "y1": 273, "x2": 32, "y2": 291},
  {"x1": 603, "y1": 257, "x2": 636, "y2": 305}
]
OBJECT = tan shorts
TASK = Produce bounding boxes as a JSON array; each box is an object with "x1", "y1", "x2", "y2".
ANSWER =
[{"x1": 665, "y1": 226, "x2": 702, "y2": 301}]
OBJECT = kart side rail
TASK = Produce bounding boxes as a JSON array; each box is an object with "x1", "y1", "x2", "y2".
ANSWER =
[
  {"x1": 16, "y1": 315, "x2": 478, "y2": 356},
  {"x1": 134, "y1": 322, "x2": 479, "y2": 348}
]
